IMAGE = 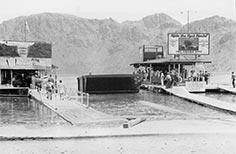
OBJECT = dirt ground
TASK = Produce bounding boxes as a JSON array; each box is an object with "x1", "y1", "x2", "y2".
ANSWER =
[
  {"x1": 1, "y1": 119, "x2": 236, "y2": 154},
  {"x1": 1, "y1": 133, "x2": 236, "y2": 154}
]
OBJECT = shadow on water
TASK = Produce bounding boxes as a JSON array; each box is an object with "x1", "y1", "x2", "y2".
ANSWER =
[{"x1": 0, "y1": 97, "x2": 65, "y2": 125}]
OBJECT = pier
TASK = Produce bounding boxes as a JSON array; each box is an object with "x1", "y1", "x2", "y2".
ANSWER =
[
  {"x1": 145, "y1": 84, "x2": 236, "y2": 114},
  {"x1": 30, "y1": 90, "x2": 127, "y2": 125},
  {"x1": 218, "y1": 85, "x2": 236, "y2": 94}
]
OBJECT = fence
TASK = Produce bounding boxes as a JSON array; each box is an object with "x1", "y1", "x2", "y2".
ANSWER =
[{"x1": 31, "y1": 82, "x2": 90, "y2": 107}]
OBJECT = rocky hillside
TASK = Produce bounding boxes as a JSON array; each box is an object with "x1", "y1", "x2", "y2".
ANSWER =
[{"x1": 0, "y1": 13, "x2": 234, "y2": 75}]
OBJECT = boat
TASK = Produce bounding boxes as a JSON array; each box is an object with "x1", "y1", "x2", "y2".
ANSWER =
[
  {"x1": 0, "y1": 85, "x2": 29, "y2": 97},
  {"x1": 78, "y1": 74, "x2": 140, "y2": 94}
]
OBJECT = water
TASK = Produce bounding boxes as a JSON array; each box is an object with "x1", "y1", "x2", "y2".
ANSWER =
[
  {"x1": 1, "y1": 74, "x2": 234, "y2": 125},
  {"x1": 200, "y1": 92, "x2": 236, "y2": 104},
  {"x1": 89, "y1": 90, "x2": 236, "y2": 120},
  {"x1": 0, "y1": 97, "x2": 65, "y2": 124},
  {"x1": 59, "y1": 75, "x2": 236, "y2": 120}
]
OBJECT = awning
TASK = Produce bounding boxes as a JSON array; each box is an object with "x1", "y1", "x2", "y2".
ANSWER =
[
  {"x1": 130, "y1": 58, "x2": 212, "y2": 66},
  {"x1": 0, "y1": 64, "x2": 52, "y2": 70}
]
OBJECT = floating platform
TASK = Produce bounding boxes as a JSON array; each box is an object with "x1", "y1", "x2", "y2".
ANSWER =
[
  {"x1": 218, "y1": 85, "x2": 236, "y2": 94},
  {"x1": 78, "y1": 74, "x2": 140, "y2": 94},
  {"x1": 30, "y1": 90, "x2": 127, "y2": 125},
  {"x1": 0, "y1": 86, "x2": 29, "y2": 97},
  {"x1": 144, "y1": 84, "x2": 236, "y2": 114}
]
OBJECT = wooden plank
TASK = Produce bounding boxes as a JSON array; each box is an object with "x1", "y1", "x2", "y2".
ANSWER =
[
  {"x1": 161, "y1": 86, "x2": 236, "y2": 114},
  {"x1": 30, "y1": 90, "x2": 126, "y2": 125},
  {"x1": 219, "y1": 85, "x2": 236, "y2": 94}
]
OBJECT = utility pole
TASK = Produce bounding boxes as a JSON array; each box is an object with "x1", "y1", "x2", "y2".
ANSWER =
[{"x1": 187, "y1": 10, "x2": 190, "y2": 33}]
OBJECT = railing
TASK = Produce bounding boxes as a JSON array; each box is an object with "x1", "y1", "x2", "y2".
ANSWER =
[
  {"x1": 31, "y1": 83, "x2": 90, "y2": 108},
  {"x1": 77, "y1": 91, "x2": 90, "y2": 107},
  {"x1": 67, "y1": 88, "x2": 90, "y2": 107}
]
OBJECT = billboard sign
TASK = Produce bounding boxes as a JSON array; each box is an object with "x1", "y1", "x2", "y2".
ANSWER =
[
  {"x1": 168, "y1": 33, "x2": 210, "y2": 55},
  {"x1": 0, "y1": 41, "x2": 52, "y2": 69}
]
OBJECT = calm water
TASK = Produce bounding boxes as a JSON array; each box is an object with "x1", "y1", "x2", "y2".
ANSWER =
[
  {"x1": 1, "y1": 73, "x2": 234, "y2": 125},
  {"x1": 89, "y1": 90, "x2": 236, "y2": 120},
  {"x1": 60, "y1": 75, "x2": 236, "y2": 120},
  {"x1": 199, "y1": 92, "x2": 236, "y2": 104},
  {"x1": 0, "y1": 97, "x2": 65, "y2": 124}
]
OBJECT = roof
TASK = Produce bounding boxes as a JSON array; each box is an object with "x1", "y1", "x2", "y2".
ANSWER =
[
  {"x1": 130, "y1": 58, "x2": 212, "y2": 66},
  {"x1": 78, "y1": 74, "x2": 136, "y2": 79},
  {"x1": 0, "y1": 64, "x2": 52, "y2": 70}
]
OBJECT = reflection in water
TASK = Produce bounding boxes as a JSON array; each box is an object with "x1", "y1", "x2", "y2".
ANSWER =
[
  {"x1": 0, "y1": 97, "x2": 64, "y2": 124},
  {"x1": 90, "y1": 90, "x2": 236, "y2": 119}
]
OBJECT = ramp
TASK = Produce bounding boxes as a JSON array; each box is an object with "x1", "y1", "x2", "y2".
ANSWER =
[
  {"x1": 30, "y1": 90, "x2": 127, "y2": 125},
  {"x1": 160, "y1": 86, "x2": 236, "y2": 114},
  {"x1": 219, "y1": 85, "x2": 236, "y2": 94}
]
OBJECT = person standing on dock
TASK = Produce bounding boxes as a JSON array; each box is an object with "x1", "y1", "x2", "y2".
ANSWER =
[
  {"x1": 204, "y1": 71, "x2": 209, "y2": 85},
  {"x1": 165, "y1": 72, "x2": 172, "y2": 89},
  {"x1": 232, "y1": 72, "x2": 236, "y2": 88},
  {"x1": 58, "y1": 80, "x2": 66, "y2": 100},
  {"x1": 160, "y1": 71, "x2": 164, "y2": 86}
]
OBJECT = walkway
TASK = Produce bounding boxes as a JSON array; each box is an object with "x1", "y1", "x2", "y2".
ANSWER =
[
  {"x1": 146, "y1": 84, "x2": 236, "y2": 114},
  {"x1": 164, "y1": 86, "x2": 236, "y2": 113},
  {"x1": 30, "y1": 90, "x2": 126, "y2": 125},
  {"x1": 219, "y1": 85, "x2": 236, "y2": 94}
]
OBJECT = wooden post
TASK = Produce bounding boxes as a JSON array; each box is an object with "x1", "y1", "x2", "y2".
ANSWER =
[
  {"x1": 10, "y1": 70, "x2": 13, "y2": 85},
  {"x1": 178, "y1": 64, "x2": 181, "y2": 75},
  {"x1": 149, "y1": 64, "x2": 152, "y2": 83},
  {"x1": 0, "y1": 70, "x2": 1, "y2": 84},
  {"x1": 168, "y1": 64, "x2": 171, "y2": 72}
]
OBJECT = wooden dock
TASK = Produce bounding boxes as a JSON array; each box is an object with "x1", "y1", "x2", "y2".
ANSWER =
[
  {"x1": 218, "y1": 85, "x2": 236, "y2": 94},
  {"x1": 30, "y1": 90, "x2": 127, "y2": 125},
  {"x1": 146, "y1": 84, "x2": 236, "y2": 114}
]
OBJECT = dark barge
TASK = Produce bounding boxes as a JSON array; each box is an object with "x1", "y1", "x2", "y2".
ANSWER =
[{"x1": 77, "y1": 74, "x2": 140, "y2": 94}]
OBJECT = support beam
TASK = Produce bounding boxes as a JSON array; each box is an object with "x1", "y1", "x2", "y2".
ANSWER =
[
  {"x1": 10, "y1": 70, "x2": 13, "y2": 85},
  {"x1": 178, "y1": 64, "x2": 181, "y2": 75}
]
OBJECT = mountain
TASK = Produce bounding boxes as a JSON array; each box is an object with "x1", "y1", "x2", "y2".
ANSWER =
[
  {"x1": 180, "y1": 16, "x2": 236, "y2": 71},
  {"x1": 0, "y1": 13, "x2": 234, "y2": 75}
]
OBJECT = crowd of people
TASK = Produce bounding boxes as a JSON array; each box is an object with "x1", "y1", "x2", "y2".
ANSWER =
[
  {"x1": 189, "y1": 70, "x2": 210, "y2": 84},
  {"x1": 32, "y1": 72, "x2": 66, "y2": 100},
  {"x1": 135, "y1": 66, "x2": 210, "y2": 89}
]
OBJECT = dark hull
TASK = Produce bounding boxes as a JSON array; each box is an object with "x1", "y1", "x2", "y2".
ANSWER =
[
  {"x1": 78, "y1": 74, "x2": 140, "y2": 94},
  {"x1": 0, "y1": 87, "x2": 29, "y2": 97}
]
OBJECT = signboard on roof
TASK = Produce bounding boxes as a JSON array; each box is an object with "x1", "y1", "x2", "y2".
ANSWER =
[
  {"x1": 142, "y1": 45, "x2": 164, "y2": 61},
  {"x1": 0, "y1": 41, "x2": 52, "y2": 69},
  {"x1": 168, "y1": 33, "x2": 210, "y2": 55}
]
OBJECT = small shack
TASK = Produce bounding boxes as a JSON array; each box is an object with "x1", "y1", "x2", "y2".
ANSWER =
[{"x1": 0, "y1": 40, "x2": 53, "y2": 88}]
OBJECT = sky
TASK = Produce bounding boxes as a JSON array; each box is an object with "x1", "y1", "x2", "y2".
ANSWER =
[{"x1": 0, "y1": 0, "x2": 235, "y2": 24}]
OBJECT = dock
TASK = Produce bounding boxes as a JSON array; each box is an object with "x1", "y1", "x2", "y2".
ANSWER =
[
  {"x1": 218, "y1": 85, "x2": 236, "y2": 94},
  {"x1": 145, "y1": 84, "x2": 236, "y2": 114},
  {"x1": 30, "y1": 90, "x2": 127, "y2": 125}
]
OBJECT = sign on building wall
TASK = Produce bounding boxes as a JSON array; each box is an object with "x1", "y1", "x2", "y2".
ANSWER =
[
  {"x1": 142, "y1": 45, "x2": 164, "y2": 61},
  {"x1": 168, "y1": 33, "x2": 210, "y2": 55},
  {"x1": 0, "y1": 41, "x2": 52, "y2": 68}
]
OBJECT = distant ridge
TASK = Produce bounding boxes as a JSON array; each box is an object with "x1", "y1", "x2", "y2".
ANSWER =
[{"x1": 0, "y1": 12, "x2": 234, "y2": 74}]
